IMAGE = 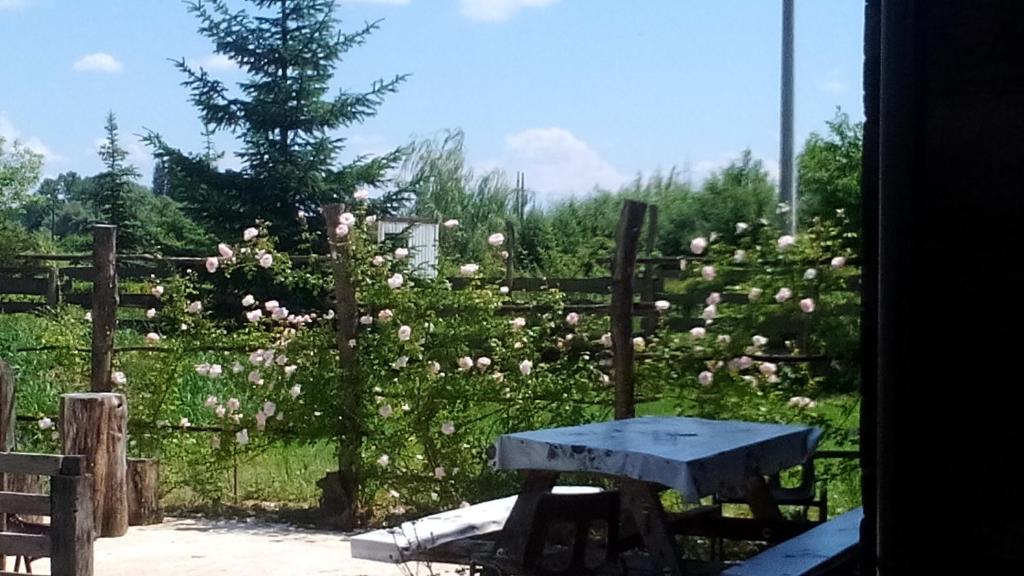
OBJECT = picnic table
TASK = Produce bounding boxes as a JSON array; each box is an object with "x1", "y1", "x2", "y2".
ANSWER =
[
  {"x1": 491, "y1": 416, "x2": 823, "y2": 575},
  {"x1": 352, "y1": 415, "x2": 833, "y2": 575}
]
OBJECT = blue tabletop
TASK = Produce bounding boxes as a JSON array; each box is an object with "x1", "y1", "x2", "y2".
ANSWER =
[{"x1": 491, "y1": 416, "x2": 822, "y2": 502}]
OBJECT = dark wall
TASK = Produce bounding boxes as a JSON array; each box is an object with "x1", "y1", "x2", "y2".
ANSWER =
[{"x1": 870, "y1": 1, "x2": 1024, "y2": 572}]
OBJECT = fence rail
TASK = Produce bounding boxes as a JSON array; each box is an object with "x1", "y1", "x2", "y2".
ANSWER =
[{"x1": 0, "y1": 452, "x2": 93, "y2": 576}]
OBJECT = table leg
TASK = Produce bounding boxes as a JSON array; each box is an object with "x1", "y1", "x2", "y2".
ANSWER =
[
  {"x1": 744, "y1": 475, "x2": 784, "y2": 521},
  {"x1": 496, "y1": 470, "x2": 559, "y2": 568},
  {"x1": 621, "y1": 478, "x2": 686, "y2": 576}
]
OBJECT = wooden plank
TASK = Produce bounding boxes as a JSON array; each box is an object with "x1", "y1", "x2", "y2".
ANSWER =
[
  {"x1": 51, "y1": 473, "x2": 95, "y2": 576},
  {"x1": 63, "y1": 265, "x2": 158, "y2": 282},
  {"x1": 612, "y1": 200, "x2": 647, "y2": 420},
  {"x1": 90, "y1": 225, "x2": 118, "y2": 392},
  {"x1": 0, "y1": 453, "x2": 68, "y2": 476},
  {"x1": 722, "y1": 507, "x2": 863, "y2": 576},
  {"x1": 0, "y1": 276, "x2": 51, "y2": 295},
  {"x1": 0, "y1": 532, "x2": 51, "y2": 558},
  {"x1": 0, "y1": 492, "x2": 50, "y2": 516},
  {"x1": 0, "y1": 302, "x2": 45, "y2": 314}
]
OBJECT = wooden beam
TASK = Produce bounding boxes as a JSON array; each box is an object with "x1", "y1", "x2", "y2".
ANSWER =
[
  {"x1": 0, "y1": 453, "x2": 70, "y2": 477},
  {"x1": 0, "y1": 492, "x2": 50, "y2": 516},
  {"x1": 611, "y1": 200, "x2": 647, "y2": 420},
  {"x1": 0, "y1": 532, "x2": 50, "y2": 558}
]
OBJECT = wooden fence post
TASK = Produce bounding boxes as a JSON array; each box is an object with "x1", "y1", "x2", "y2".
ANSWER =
[
  {"x1": 50, "y1": 455, "x2": 94, "y2": 576},
  {"x1": 0, "y1": 358, "x2": 13, "y2": 568},
  {"x1": 60, "y1": 392, "x2": 128, "y2": 538},
  {"x1": 612, "y1": 201, "x2": 647, "y2": 420},
  {"x1": 322, "y1": 204, "x2": 360, "y2": 529},
  {"x1": 90, "y1": 226, "x2": 118, "y2": 393},
  {"x1": 641, "y1": 205, "x2": 660, "y2": 335},
  {"x1": 505, "y1": 219, "x2": 516, "y2": 289},
  {"x1": 46, "y1": 267, "x2": 61, "y2": 307}
]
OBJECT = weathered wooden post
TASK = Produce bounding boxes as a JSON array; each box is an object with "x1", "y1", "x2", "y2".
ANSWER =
[
  {"x1": 50, "y1": 455, "x2": 95, "y2": 576},
  {"x1": 90, "y1": 225, "x2": 118, "y2": 393},
  {"x1": 46, "y1": 266, "x2": 61, "y2": 307},
  {"x1": 611, "y1": 201, "x2": 647, "y2": 420},
  {"x1": 322, "y1": 203, "x2": 361, "y2": 529},
  {"x1": 504, "y1": 218, "x2": 516, "y2": 290},
  {"x1": 126, "y1": 458, "x2": 162, "y2": 525},
  {"x1": 60, "y1": 393, "x2": 128, "y2": 537},
  {"x1": 0, "y1": 358, "x2": 13, "y2": 568}
]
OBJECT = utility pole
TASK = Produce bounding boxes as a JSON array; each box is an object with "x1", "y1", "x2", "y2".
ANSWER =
[{"x1": 780, "y1": 0, "x2": 796, "y2": 234}]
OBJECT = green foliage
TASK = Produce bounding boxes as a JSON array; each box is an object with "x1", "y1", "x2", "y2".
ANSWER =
[
  {"x1": 147, "y1": 0, "x2": 410, "y2": 246},
  {"x1": 404, "y1": 129, "x2": 522, "y2": 268},
  {"x1": 0, "y1": 135, "x2": 42, "y2": 209},
  {"x1": 798, "y1": 109, "x2": 863, "y2": 235}
]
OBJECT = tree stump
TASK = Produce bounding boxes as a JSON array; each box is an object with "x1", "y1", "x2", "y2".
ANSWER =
[
  {"x1": 127, "y1": 458, "x2": 162, "y2": 526},
  {"x1": 60, "y1": 392, "x2": 128, "y2": 537}
]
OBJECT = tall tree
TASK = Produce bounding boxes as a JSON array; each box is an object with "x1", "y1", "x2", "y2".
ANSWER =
[
  {"x1": 797, "y1": 109, "x2": 863, "y2": 232},
  {"x1": 147, "y1": 0, "x2": 409, "y2": 247},
  {"x1": 95, "y1": 111, "x2": 142, "y2": 250},
  {"x1": 151, "y1": 159, "x2": 170, "y2": 196}
]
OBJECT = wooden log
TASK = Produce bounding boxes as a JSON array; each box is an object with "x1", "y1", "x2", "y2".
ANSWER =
[
  {"x1": 126, "y1": 458, "x2": 161, "y2": 526},
  {"x1": 60, "y1": 393, "x2": 128, "y2": 538},
  {"x1": 611, "y1": 201, "x2": 647, "y2": 420},
  {"x1": 90, "y1": 226, "x2": 118, "y2": 393}
]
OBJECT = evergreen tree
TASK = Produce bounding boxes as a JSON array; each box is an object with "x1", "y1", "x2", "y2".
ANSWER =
[
  {"x1": 96, "y1": 111, "x2": 142, "y2": 251},
  {"x1": 147, "y1": 0, "x2": 409, "y2": 247},
  {"x1": 152, "y1": 159, "x2": 170, "y2": 196}
]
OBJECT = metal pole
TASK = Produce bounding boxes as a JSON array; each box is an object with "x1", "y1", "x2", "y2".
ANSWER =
[{"x1": 780, "y1": 0, "x2": 796, "y2": 234}]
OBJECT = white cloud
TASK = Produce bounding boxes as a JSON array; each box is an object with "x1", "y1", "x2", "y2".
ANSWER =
[
  {"x1": 495, "y1": 127, "x2": 626, "y2": 201},
  {"x1": 73, "y1": 52, "x2": 123, "y2": 74},
  {"x1": 191, "y1": 54, "x2": 239, "y2": 72},
  {"x1": 0, "y1": 113, "x2": 63, "y2": 166},
  {"x1": 459, "y1": 0, "x2": 559, "y2": 22}
]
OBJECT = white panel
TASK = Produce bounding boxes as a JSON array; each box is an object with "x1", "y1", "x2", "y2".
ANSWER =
[{"x1": 376, "y1": 220, "x2": 439, "y2": 278}]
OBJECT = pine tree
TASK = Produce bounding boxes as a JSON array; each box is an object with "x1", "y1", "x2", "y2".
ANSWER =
[
  {"x1": 147, "y1": 0, "x2": 409, "y2": 247},
  {"x1": 151, "y1": 159, "x2": 170, "y2": 196},
  {"x1": 96, "y1": 111, "x2": 142, "y2": 251}
]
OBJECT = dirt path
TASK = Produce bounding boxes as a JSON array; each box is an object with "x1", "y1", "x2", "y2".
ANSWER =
[{"x1": 5, "y1": 518, "x2": 461, "y2": 576}]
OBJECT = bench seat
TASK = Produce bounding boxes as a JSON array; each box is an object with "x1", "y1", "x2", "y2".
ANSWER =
[
  {"x1": 722, "y1": 507, "x2": 864, "y2": 576},
  {"x1": 350, "y1": 486, "x2": 601, "y2": 563}
]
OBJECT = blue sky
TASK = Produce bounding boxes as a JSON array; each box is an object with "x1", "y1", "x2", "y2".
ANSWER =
[{"x1": 0, "y1": 0, "x2": 864, "y2": 203}]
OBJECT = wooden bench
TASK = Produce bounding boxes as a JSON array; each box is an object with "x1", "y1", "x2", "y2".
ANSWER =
[
  {"x1": 350, "y1": 486, "x2": 601, "y2": 564},
  {"x1": 722, "y1": 507, "x2": 863, "y2": 576}
]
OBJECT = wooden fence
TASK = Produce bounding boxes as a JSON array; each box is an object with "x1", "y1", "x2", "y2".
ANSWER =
[{"x1": 0, "y1": 453, "x2": 93, "y2": 576}]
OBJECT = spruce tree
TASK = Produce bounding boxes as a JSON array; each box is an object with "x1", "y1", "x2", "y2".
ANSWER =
[
  {"x1": 148, "y1": 0, "x2": 409, "y2": 247},
  {"x1": 96, "y1": 111, "x2": 142, "y2": 251}
]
